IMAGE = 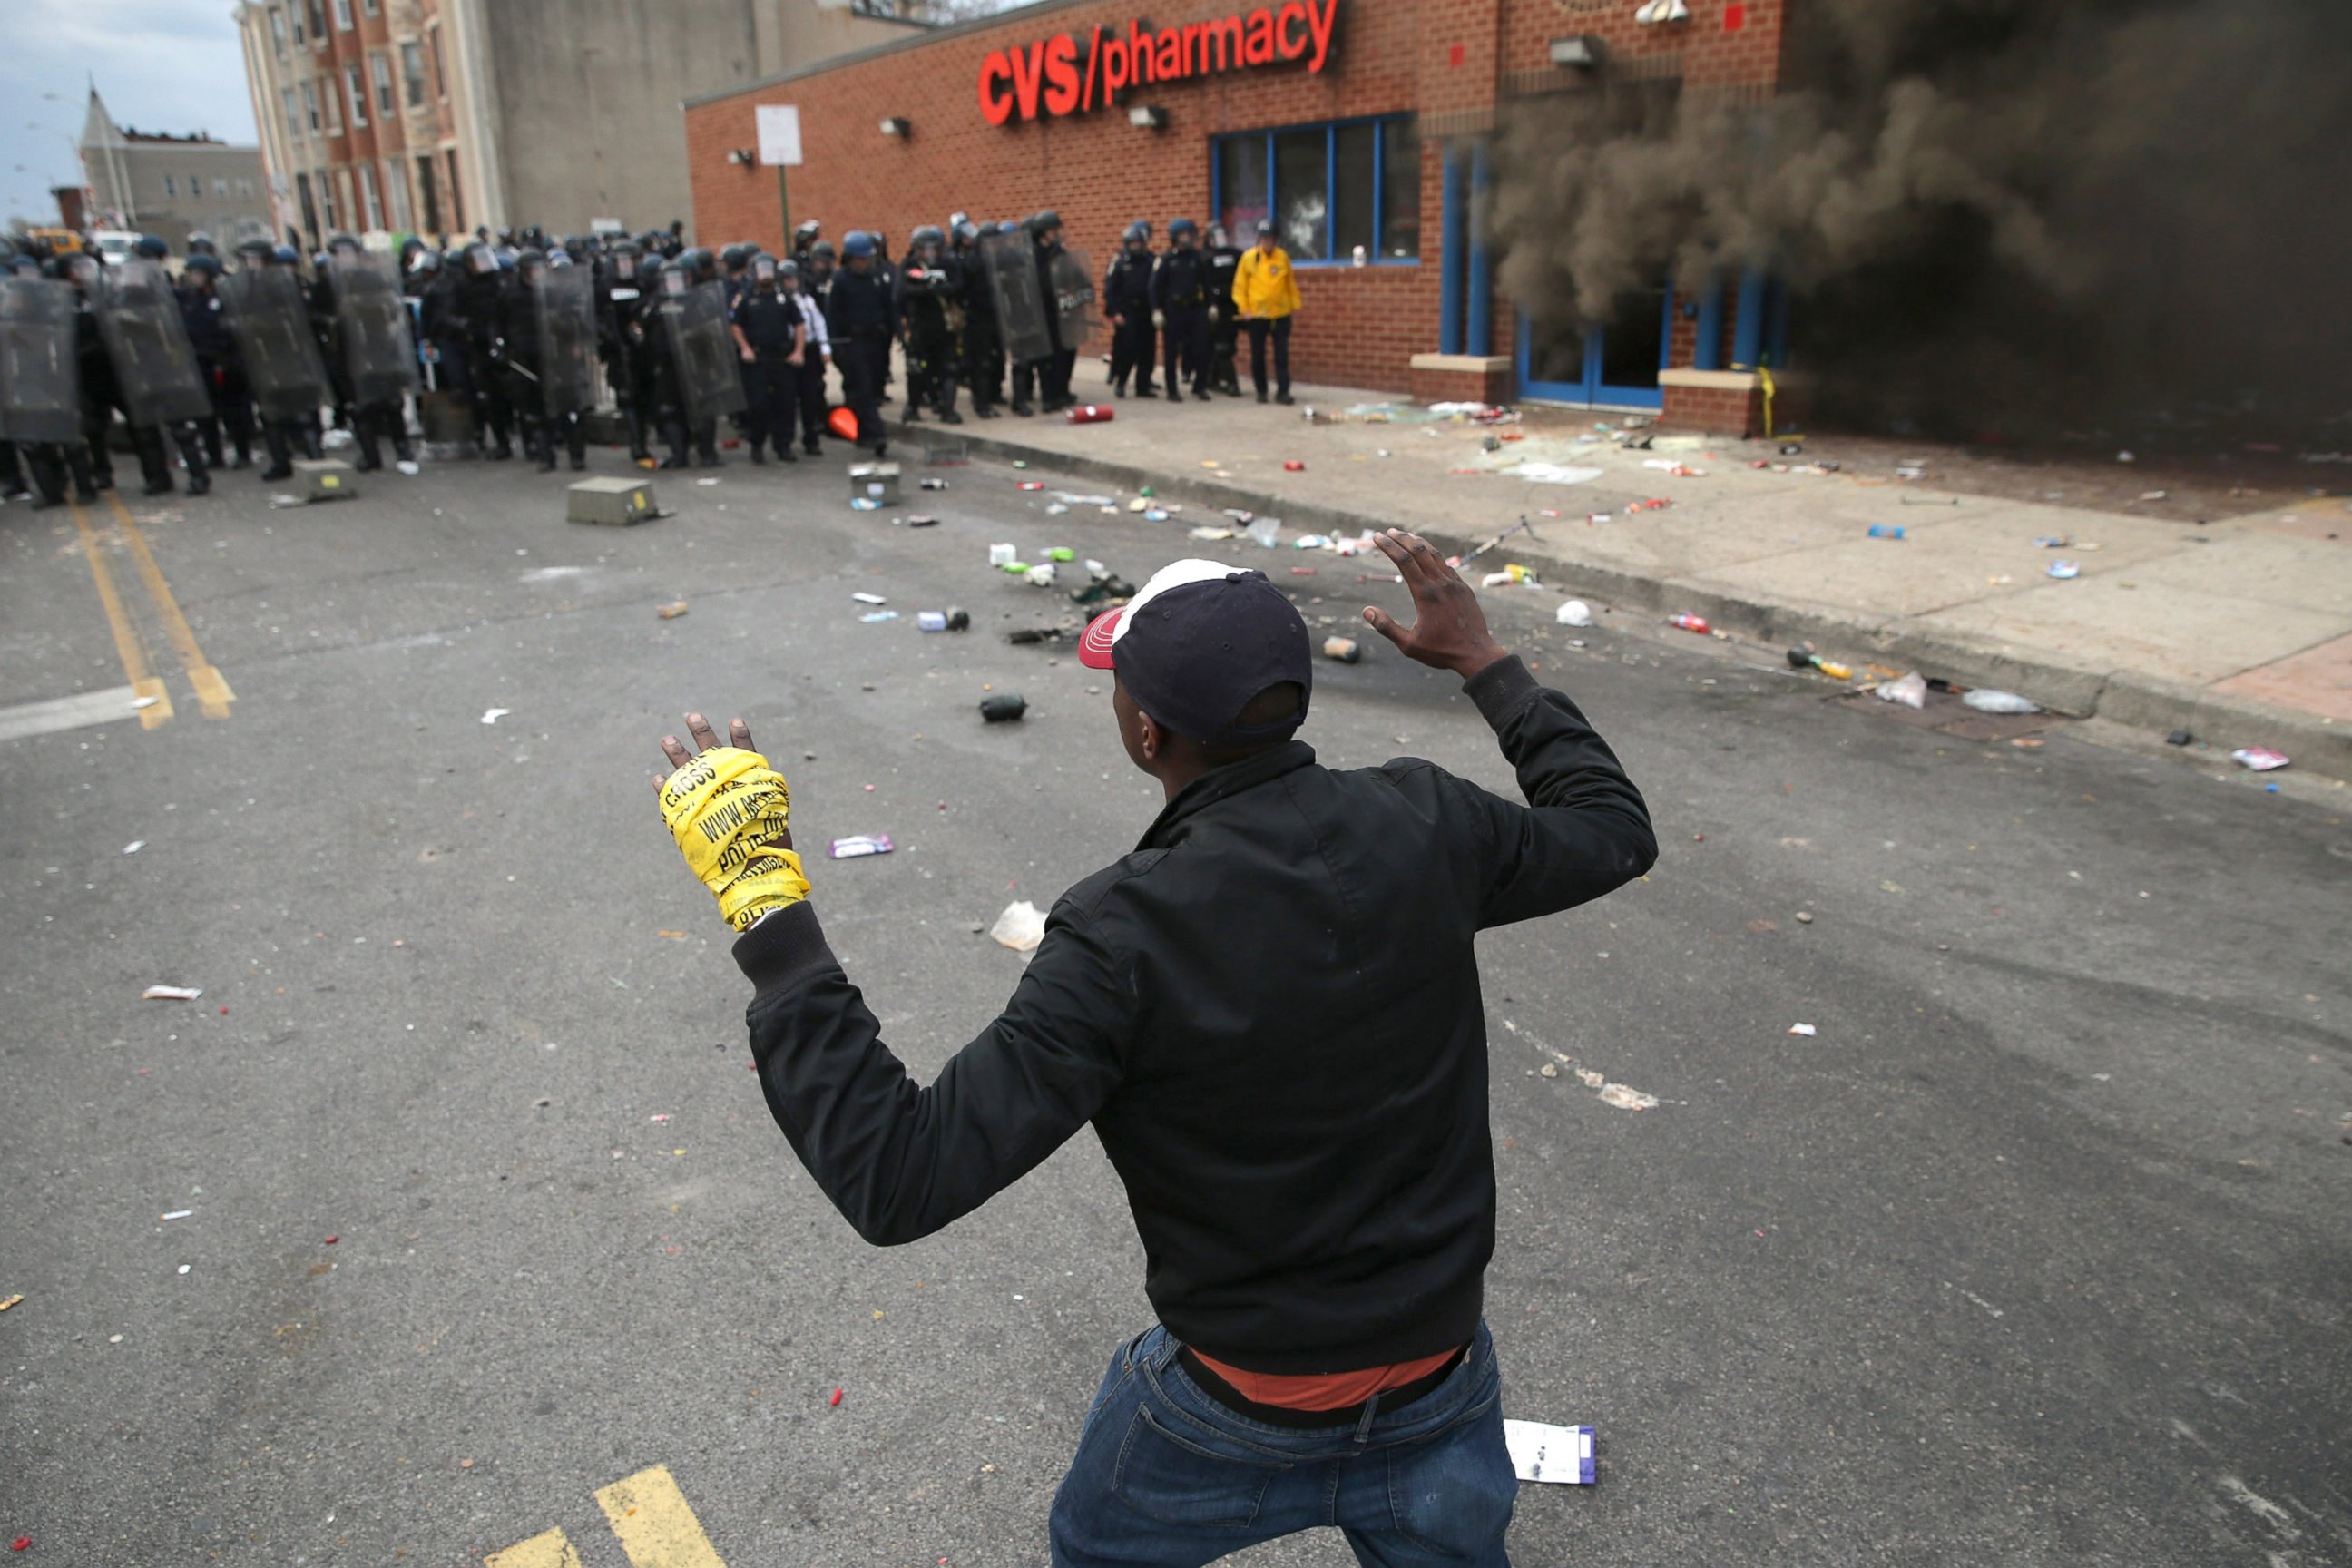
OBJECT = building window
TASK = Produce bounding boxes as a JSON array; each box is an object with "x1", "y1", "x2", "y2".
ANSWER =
[
  {"x1": 344, "y1": 64, "x2": 368, "y2": 128},
  {"x1": 400, "y1": 41, "x2": 426, "y2": 107},
  {"x1": 190, "y1": 171, "x2": 204, "y2": 195},
  {"x1": 359, "y1": 163, "x2": 381, "y2": 230},
  {"x1": 416, "y1": 152, "x2": 439, "y2": 232},
  {"x1": 1212, "y1": 115, "x2": 1421, "y2": 264},
  {"x1": 163, "y1": 174, "x2": 177, "y2": 199},
  {"x1": 428, "y1": 25, "x2": 446, "y2": 99},
  {"x1": 300, "y1": 79, "x2": 320, "y2": 132},
  {"x1": 306, "y1": 0, "x2": 326, "y2": 40},
  {"x1": 371, "y1": 52, "x2": 395, "y2": 115},
  {"x1": 212, "y1": 177, "x2": 228, "y2": 197},
  {"x1": 296, "y1": 170, "x2": 318, "y2": 236},
  {"x1": 238, "y1": 177, "x2": 254, "y2": 198},
  {"x1": 319, "y1": 74, "x2": 340, "y2": 132},
  {"x1": 282, "y1": 86, "x2": 302, "y2": 142},
  {"x1": 317, "y1": 167, "x2": 337, "y2": 228},
  {"x1": 445, "y1": 147, "x2": 463, "y2": 230},
  {"x1": 267, "y1": 5, "x2": 288, "y2": 50},
  {"x1": 332, "y1": 0, "x2": 353, "y2": 29},
  {"x1": 361, "y1": 0, "x2": 379, "y2": 15},
  {"x1": 337, "y1": 168, "x2": 357, "y2": 230},
  {"x1": 383, "y1": 159, "x2": 410, "y2": 229}
]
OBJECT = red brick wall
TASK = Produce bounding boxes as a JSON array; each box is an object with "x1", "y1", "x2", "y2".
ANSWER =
[{"x1": 685, "y1": 0, "x2": 1787, "y2": 394}]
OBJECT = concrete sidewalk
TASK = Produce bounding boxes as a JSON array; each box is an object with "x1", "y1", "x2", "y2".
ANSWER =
[{"x1": 882, "y1": 378, "x2": 2352, "y2": 779}]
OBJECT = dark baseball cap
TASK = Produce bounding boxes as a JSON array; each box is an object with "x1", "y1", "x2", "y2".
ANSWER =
[{"x1": 1078, "y1": 559, "x2": 1311, "y2": 747}]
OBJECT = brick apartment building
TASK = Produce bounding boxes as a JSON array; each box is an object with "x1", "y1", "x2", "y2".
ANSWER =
[{"x1": 683, "y1": 0, "x2": 1791, "y2": 430}]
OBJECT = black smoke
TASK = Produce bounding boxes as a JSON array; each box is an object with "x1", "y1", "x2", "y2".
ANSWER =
[{"x1": 1491, "y1": 0, "x2": 2352, "y2": 441}]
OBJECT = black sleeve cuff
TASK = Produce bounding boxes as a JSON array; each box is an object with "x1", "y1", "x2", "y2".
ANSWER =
[
  {"x1": 732, "y1": 900, "x2": 839, "y2": 997},
  {"x1": 1464, "y1": 654, "x2": 1541, "y2": 730}
]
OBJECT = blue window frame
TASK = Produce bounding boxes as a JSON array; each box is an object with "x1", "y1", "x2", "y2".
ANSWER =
[{"x1": 1212, "y1": 115, "x2": 1419, "y2": 266}]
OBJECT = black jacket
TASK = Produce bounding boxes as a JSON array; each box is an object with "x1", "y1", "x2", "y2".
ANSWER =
[
  {"x1": 730, "y1": 657, "x2": 1655, "y2": 1374},
  {"x1": 1152, "y1": 247, "x2": 1213, "y2": 312},
  {"x1": 825, "y1": 267, "x2": 894, "y2": 344}
]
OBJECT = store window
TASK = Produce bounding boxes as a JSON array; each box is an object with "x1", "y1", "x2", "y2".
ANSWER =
[
  {"x1": 1211, "y1": 116, "x2": 1420, "y2": 264},
  {"x1": 371, "y1": 53, "x2": 395, "y2": 115},
  {"x1": 400, "y1": 41, "x2": 426, "y2": 107}
]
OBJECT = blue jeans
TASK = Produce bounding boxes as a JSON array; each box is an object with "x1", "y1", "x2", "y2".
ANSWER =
[{"x1": 1050, "y1": 1321, "x2": 1515, "y2": 1566}]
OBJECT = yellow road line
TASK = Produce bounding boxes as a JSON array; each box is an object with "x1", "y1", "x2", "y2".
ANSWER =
[
  {"x1": 68, "y1": 501, "x2": 172, "y2": 730},
  {"x1": 594, "y1": 1465, "x2": 728, "y2": 1568},
  {"x1": 484, "y1": 1526, "x2": 586, "y2": 1568},
  {"x1": 105, "y1": 492, "x2": 233, "y2": 720}
]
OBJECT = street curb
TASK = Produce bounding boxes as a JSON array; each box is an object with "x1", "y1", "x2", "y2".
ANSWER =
[{"x1": 887, "y1": 415, "x2": 2352, "y2": 782}]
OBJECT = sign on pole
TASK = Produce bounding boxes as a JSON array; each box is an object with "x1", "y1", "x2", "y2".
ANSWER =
[{"x1": 756, "y1": 105, "x2": 803, "y2": 167}]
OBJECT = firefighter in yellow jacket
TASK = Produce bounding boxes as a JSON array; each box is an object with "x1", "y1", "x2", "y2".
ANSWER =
[{"x1": 1231, "y1": 219, "x2": 1301, "y2": 406}]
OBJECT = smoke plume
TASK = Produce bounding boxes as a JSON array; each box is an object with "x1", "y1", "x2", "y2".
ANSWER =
[{"x1": 1492, "y1": 0, "x2": 2352, "y2": 439}]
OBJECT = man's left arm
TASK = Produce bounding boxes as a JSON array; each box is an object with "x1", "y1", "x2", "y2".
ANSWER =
[{"x1": 733, "y1": 898, "x2": 1131, "y2": 1246}]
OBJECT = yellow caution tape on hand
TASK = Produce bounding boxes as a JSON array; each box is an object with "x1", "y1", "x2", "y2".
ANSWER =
[{"x1": 660, "y1": 746, "x2": 810, "y2": 931}]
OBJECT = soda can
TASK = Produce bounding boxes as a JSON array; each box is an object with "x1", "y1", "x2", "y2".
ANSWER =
[{"x1": 979, "y1": 693, "x2": 1027, "y2": 722}]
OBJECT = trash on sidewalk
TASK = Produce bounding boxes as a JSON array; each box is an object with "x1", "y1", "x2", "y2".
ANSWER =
[
  {"x1": 828, "y1": 835, "x2": 894, "y2": 858},
  {"x1": 657, "y1": 600, "x2": 690, "y2": 619},
  {"x1": 1786, "y1": 643, "x2": 1853, "y2": 680},
  {"x1": 850, "y1": 497, "x2": 881, "y2": 511},
  {"x1": 1867, "y1": 524, "x2": 1906, "y2": 540},
  {"x1": 1788, "y1": 1023, "x2": 1818, "y2": 1037},
  {"x1": 2230, "y1": 747, "x2": 2290, "y2": 772},
  {"x1": 989, "y1": 543, "x2": 1019, "y2": 566},
  {"x1": 142, "y1": 985, "x2": 202, "y2": 1001},
  {"x1": 1481, "y1": 564, "x2": 1538, "y2": 588},
  {"x1": 990, "y1": 899, "x2": 1046, "y2": 951},
  {"x1": 1877, "y1": 671, "x2": 1928, "y2": 709},
  {"x1": 858, "y1": 611, "x2": 898, "y2": 622},
  {"x1": 1962, "y1": 690, "x2": 2041, "y2": 714},
  {"x1": 0, "y1": 1293, "x2": 22, "y2": 1312},
  {"x1": 1322, "y1": 637, "x2": 1361, "y2": 663},
  {"x1": 1507, "y1": 462, "x2": 1602, "y2": 485},
  {"x1": 1293, "y1": 534, "x2": 1332, "y2": 550},
  {"x1": 1188, "y1": 525, "x2": 1236, "y2": 541},
  {"x1": 1283, "y1": 460, "x2": 1306, "y2": 471},
  {"x1": 851, "y1": 592, "x2": 887, "y2": 605},
  {"x1": 481, "y1": 708, "x2": 510, "y2": 724},
  {"x1": 123, "y1": 840, "x2": 144, "y2": 855},
  {"x1": 1025, "y1": 564, "x2": 1058, "y2": 586},
  {"x1": 979, "y1": 693, "x2": 1028, "y2": 722},
  {"x1": 2046, "y1": 560, "x2": 2082, "y2": 579},
  {"x1": 1597, "y1": 1083, "x2": 1658, "y2": 1111},
  {"x1": 1067, "y1": 405, "x2": 1113, "y2": 424},
  {"x1": 916, "y1": 609, "x2": 971, "y2": 632},
  {"x1": 901, "y1": 515, "x2": 939, "y2": 527},
  {"x1": 1556, "y1": 600, "x2": 1592, "y2": 627},
  {"x1": 2165, "y1": 729, "x2": 2193, "y2": 747},
  {"x1": 396, "y1": 459, "x2": 421, "y2": 475},
  {"x1": 1502, "y1": 1420, "x2": 1595, "y2": 1485},
  {"x1": 1017, "y1": 480, "x2": 1045, "y2": 491},
  {"x1": 1007, "y1": 628, "x2": 1066, "y2": 644},
  {"x1": 1247, "y1": 516, "x2": 1282, "y2": 547},
  {"x1": 1668, "y1": 613, "x2": 1710, "y2": 634},
  {"x1": 921, "y1": 476, "x2": 951, "y2": 490}
]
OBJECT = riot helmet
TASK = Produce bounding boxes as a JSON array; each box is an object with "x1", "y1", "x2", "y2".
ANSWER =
[
  {"x1": 792, "y1": 220, "x2": 821, "y2": 250},
  {"x1": 133, "y1": 234, "x2": 169, "y2": 260},
  {"x1": 953, "y1": 220, "x2": 981, "y2": 247},
  {"x1": 1168, "y1": 218, "x2": 1199, "y2": 243},
  {"x1": 658, "y1": 261, "x2": 690, "y2": 296},
  {"x1": 466, "y1": 242, "x2": 498, "y2": 276},
  {"x1": 1027, "y1": 211, "x2": 1063, "y2": 245},
  {"x1": 720, "y1": 243, "x2": 750, "y2": 272},
  {"x1": 841, "y1": 231, "x2": 876, "y2": 262},
  {"x1": 183, "y1": 253, "x2": 222, "y2": 281},
  {"x1": 910, "y1": 224, "x2": 944, "y2": 261},
  {"x1": 1122, "y1": 221, "x2": 1149, "y2": 250},
  {"x1": 270, "y1": 244, "x2": 300, "y2": 267},
  {"x1": 518, "y1": 248, "x2": 548, "y2": 281},
  {"x1": 328, "y1": 231, "x2": 362, "y2": 256},
  {"x1": 187, "y1": 231, "x2": 217, "y2": 257},
  {"x1": 1208, "y1": 222, "x2": 1231, "y2": 250},
  {"x1": 751, "y1": 252, "x2": 779, "y2": 285}
]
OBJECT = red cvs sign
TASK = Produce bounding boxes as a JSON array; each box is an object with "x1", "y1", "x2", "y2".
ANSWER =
[{"x1": 980, "y1": 0, "x2": 1341, "y2": 126}]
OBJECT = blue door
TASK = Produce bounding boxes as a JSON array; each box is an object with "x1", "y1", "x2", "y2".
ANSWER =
[{"x1": 1516, "y1": 281, "x2": 1672, "y2": 409}]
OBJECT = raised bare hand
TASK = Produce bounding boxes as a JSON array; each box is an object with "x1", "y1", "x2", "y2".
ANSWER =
[{"x1": 1359, "y1": 530, "x2": 1509, "y2": 680}]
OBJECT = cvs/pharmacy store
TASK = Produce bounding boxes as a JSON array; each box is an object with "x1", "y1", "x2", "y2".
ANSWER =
[{"x1": 685, "y1": 0, "x2": 1789, "y2": 431}]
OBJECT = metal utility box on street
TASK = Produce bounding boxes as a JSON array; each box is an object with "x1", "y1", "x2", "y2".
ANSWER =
[
  {"x1": 291, "y1": 459, "x2": 356, "y2": 502},
  {"x1": 566, "y1": 476, "x2": 661, "y2": 525},
  {"x1": 849, "y1": 462, "x2": 902, "y2": 505}
]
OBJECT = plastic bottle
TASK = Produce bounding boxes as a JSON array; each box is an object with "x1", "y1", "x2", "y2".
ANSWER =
[
  {"x1": 1669, "y1": 613, "x2": 1710, "y2": 634},
  {"x1": 1867, "y1": 524, "x2": 1906, "y2": 540}
]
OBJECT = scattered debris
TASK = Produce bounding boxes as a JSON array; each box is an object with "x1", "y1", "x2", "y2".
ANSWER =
[
  {"x1": 1283, "y1": 460, "x2": 1305, "y2": 471},
  {"x1": 1667, "y1": 613, "x2": 1710, "y2": 634},
  {"x1": 122, "y1": 840, "x2": 144, "y2": 854},
  {"x1": 989, "y1": 543, "x2": 1019, "y2": 566},
  {"x1": 1503, "y1": 1421, "x2": 1596, "y2": 1485},
  {"x1": 989, "y1": 900, "x2": 1046, "y2": 951},
  {"x1": 2230, "y1": 747, "x2": 2290, "y2": 772},
  {"x1": 1556, "y1": 600, "x2": 1592, "y2": 627},
  {"x1": 1322, "y1": 636, "x2": 1361, "y2": 664},
  {"x1": 979, "y1": 694, "x2": 1028, "y2": 722},
  {"x1": 859, "y1": 611, "x2": 898, "y2": 623},
  {"x1": 829, "y1": 836, "x2": 894, "y2": 858},
  {"x1": 2165, "y1": 728, "x2": 2193, "y2": 747},
  {"x1": 481, "y1": 708, "x2": 510, "y2": 725},
  {"x1": 1597, "y1": 1084, "x2": 1658, "y2": 1111},
  {"x1": 1877, "y1": 671, "x2": 1928, "y2": 709},
  {"x1": 657, "y1": 600, "x2": 690, "y2": 620},
  {"x1": 1788, "y1": 1024, "x2": 1818, "y2": 1037},
  {"x1": 1867, "y1": 524, "x2": 1906, "y2": 540},
  {"x1": 1962, "y1": 690, "x2": 2041, "y2": 714},
  {"x1": 851, "y1": 592, "x2": 887, "y2": 605},
  {"x1": 0, "y1": 1294, "x2": 23, "y2": 1312},
  {"x1": 142, "y1": 985, "x2": 202, "y2": 1001},
  {"x1": 1795, "y1": 911, "x2": 1813, "y2": 924}
]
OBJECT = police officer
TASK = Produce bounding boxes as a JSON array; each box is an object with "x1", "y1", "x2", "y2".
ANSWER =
[
  {"x1": 178, "y1": 253, "x2": 257, "y2": 468},
  {"x1": 313, "y1": 232, "x2": 416, "y2": 472},
  {"x1": 784, "y1": 259, "x2": 831, "y2": 457},
  {"x1": 950, "y1": 220, "x2": 1003, "y2": 418},
  {"x1": 825, "y1": 231, "x2": 893, "y2": 457},
  {"x1": 720, "y1": 243, "x2": 753, "y2": 309},
  {"x1": 727, "y1": 250, "x2": 804, "y2": 465},
  {"x1": 1029, "y1": 211, "x2": 1078, "y2": 414},
  {"x1": 1001, "y1": 221, "x2": 1041, "y2": 417},
  {"x1": 598, "y1": 240, "x2": 652, "y2": 463},
  {"x1": 1152, "y1": 218, "x2": 1215, "y2": 403},
  {"x1": 448, "y1": 241, "x2": 513, "y2": 457},
  {"x1": 496, "y1": 248, "x2": 560, "y2": 470},
  {"x1": 895, "y1": 225, "x2": 963, "y2": 426},
  {"x1": 1104, "y1": 222, "x2": 1158, "y2": 398},
  {"x1": 791, "y1": 220, "x2": 822, "y2": 270},
  {"x1": 90, "y1": 244, "x2": 213, "y2": 495},
  {"x1": 1205, "y1": 222, "x2": 1246, "y2": 397}
]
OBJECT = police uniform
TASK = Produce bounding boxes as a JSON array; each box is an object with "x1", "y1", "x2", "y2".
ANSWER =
[
  {"x1": 1104, "y1": 226, "x2": 1158, "y2": 397},
  {"x1": 825, "y1": 240, "x2": 894, "y2": 455},
  {"x1": 729, "y1": 267, "x2": 804, "y2": 463},
  {"x1": 1152, "y1": 222, "x2": 1215, "y2": 401},
  {"x1": 1206, "y1": 231, "x2": 1245, "y2": 396},
  {"x1": 895, "y1": 228, "x2": 963, "y2": 425},
  {"x1": 177, "y1": 263, "x2": 256, "y2": 467}
]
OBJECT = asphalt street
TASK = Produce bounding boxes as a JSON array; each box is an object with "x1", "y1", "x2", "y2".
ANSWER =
[{"x1": 1, "y1": 436, "x2": 2347, "y2": 1568}]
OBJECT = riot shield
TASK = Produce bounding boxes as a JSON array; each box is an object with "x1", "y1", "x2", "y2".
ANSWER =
[
  {"x1": 328, "y1": 251, "x2": 420, "y2": 405},
  {"x1": 218, "y1": 267, "x2": 328, "y2": 421},
  {"x1": 535, "y1": 265, "x2": 600, "y2": 417},
  {"x1": 0, "y1": 277, "x2": 83, "y2": 444},
  {"x1": 659, "y1": 280, "x2": 747, "y2": 425},
  {"x1": 93, "y1": 258, "x2": 213, "y2": 426},
  {"x1": 979, "y1": 231, "x2": 1052, "y2": 365},
  {"x1": 1048, "y1": 247, "x2": 1100, "y2": 348}
]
